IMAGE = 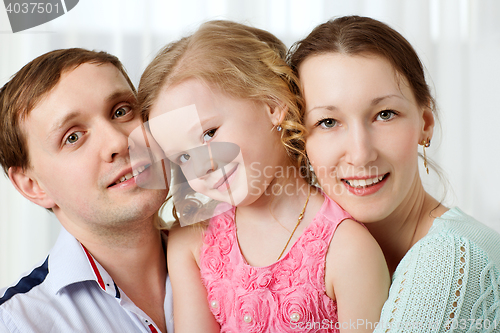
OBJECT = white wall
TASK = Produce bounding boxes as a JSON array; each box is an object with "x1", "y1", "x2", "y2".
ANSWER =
[{"x1": 1, "y1": 0, "x2": 499, "y2": 287}]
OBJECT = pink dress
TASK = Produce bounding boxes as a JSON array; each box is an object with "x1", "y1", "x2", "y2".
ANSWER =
[{"x1": 199, "y1": 195, "x2": 351, "y2": 333}]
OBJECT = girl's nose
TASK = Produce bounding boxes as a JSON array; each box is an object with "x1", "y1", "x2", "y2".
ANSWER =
[{"x1": 190, "y1": 145, "x2": 218, "y2": 179}]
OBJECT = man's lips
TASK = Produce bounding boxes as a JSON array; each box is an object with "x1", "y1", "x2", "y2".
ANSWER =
[
  {"x1": 213, "y1": 164, "x2": 238, "y2": 190},
  {"x1": 108, "y1": 163, "x2": 151, "y2": 187}
]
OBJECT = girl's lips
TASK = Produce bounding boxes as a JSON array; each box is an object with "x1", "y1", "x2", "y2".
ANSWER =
[
  {"x1": 342, "y1": 173, "x2": 389, "y2": 196},
  {"x1": 214, "y1": 164, "x2": 238, "y2": 191}
]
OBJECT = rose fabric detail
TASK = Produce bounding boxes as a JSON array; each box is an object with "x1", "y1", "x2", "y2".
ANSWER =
[{"x1": 199, "y1": 196, "x2": 351, "y2": 332}]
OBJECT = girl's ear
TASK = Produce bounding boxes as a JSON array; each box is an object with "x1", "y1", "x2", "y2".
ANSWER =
[
  {"x1": 419, "y1": 105, "x2": 435, "y2": 144},
  {"x1": 266, "y1": 102, "x2": 288, "y2": 126},
  {"x1": 8, "y1": 167, "x2": 56, "y2": 209}
]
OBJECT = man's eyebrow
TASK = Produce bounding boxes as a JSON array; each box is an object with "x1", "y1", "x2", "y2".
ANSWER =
[
  {"x1": 45, "y1": 90, "x2": 136, "y2": 142},
  {"x1": 106, "y1": 90, "x2": 136, "y2": 103},
  {"x1": 46, "y1": 111, "x2": 82, "y2": 141}
]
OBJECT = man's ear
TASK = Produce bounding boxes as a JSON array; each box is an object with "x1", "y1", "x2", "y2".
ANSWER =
[
  {"x1": 8, "y1": 167, "x2": 55, "y2": 209},
  {"x1": 419, "y1": 105, "x2": 435, "y2": 144},
  {"x1": 266, "y1": 102, "x2": 288, "y2": 127}
]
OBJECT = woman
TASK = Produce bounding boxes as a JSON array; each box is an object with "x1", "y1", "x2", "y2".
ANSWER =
[{"x1": 289, "y1": 15, "x2": 500, "y2": 332}]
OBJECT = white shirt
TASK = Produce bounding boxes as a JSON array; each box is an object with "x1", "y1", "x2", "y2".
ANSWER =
[{"x1": 0, "y1": 228, "x2": 174, "y2": 333}]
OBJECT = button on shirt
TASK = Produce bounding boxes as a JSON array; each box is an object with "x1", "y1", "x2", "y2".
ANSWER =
[{"x1": 0, "y1": 228, "x2": 174, "y2": 333}]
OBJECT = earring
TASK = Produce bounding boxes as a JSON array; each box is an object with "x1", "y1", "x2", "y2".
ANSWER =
[
  {"x1": 422, "y1": 139, "x2": 431, "y2": 174},
  {"x1": 271, "y1": 125, "x2": 282, "y2": 132}
]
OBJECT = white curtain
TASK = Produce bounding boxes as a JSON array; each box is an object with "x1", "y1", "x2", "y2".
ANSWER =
[{"x1": 1, "y1": 0, "x2": 499, "y2": 287}]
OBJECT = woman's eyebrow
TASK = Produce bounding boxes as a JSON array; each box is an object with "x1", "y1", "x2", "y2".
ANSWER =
[
  {"x1": 306, "y1": 105, "x2": 337, "y2": 114},
  {"x1": 306, "y1": 94, "x2": 404, "y2": 114},
  {"x1": 371, "y1": 94, "x2": 403, "y2": 106}
]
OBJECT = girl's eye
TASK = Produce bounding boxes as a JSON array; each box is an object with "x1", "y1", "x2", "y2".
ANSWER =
[
  {"x1": 316, "y1": 118, "x2": 337, "y2": 128},
  {"x1": 203, "y1": 128, "x2": 217, "y2": 142},
  {"x1": 65, "y1": 131, "x2": 83, "y2": 145},
  {"x1": 376, "y1": 110, "x2": 397, "y2": 121},
  {"x1": 179, "y1": 154, "x2": 190, "y2": 164},
  {"x1": 113, "y1": 105, "x2": 132, "y2": 119}
]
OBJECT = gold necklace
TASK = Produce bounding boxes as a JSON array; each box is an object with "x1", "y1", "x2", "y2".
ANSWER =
[{"x1": 276, "y1": 186, "x2": 311, "y2": 260}]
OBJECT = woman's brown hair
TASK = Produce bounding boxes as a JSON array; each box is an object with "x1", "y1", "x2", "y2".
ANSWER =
[{"x1": 289, "y1": 15, "x2": 436, "y2": 116}]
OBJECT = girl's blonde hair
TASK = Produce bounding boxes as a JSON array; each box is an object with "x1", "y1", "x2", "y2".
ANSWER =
[{"x1": 138, "y1": 20, "x2": 306, "y2": 225}]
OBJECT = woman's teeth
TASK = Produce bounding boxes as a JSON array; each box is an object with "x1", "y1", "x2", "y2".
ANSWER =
[{"x1": 345, "y1": 175, "x2": 385, "y2": 188}]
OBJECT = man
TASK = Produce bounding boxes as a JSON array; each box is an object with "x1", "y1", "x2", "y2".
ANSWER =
[{"x1": 0, "y1": 48, "x2": 173, "y2": 333}]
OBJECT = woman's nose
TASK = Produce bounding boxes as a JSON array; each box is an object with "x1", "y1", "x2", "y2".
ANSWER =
[{"x1": 344, "y1": 125, "x2": 377, "y2": 167}]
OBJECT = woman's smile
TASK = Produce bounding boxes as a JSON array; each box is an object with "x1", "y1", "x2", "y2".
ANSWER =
[
  {"x1": 342, "y1": 173, "x2": 389, "y2": 196},
  {"x1": 301, "y1": 53, "x2": 432, "y2": 222}
]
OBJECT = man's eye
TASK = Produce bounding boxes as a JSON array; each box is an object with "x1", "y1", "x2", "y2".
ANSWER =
[
  {"x1": 65, "y1": 131, "x2": 83, "y2": 145},
  {"x1": 203, "y1": 128, "x2": 217, "y2": 142},
  {"x1": 113, "y1": 106, "x2": 132, "y2": 119}
]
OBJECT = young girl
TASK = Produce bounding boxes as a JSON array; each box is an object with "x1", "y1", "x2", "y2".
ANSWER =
[
  {"x1": 138, "y1": 20, "x2": 389, "y2": 333},
  {"x1": 290, "y1": 15, "x2": 500, "y2": 332}
]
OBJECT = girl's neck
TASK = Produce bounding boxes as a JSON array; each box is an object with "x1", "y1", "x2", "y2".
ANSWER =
[
  {"x1": 233, "y1": 172, "x2": 324, "y2": 267},
  {"x1": 237, "y1": 172, "x2": 312, "y2": 225},
  {"x1": 365, "y1": 174, "x2": 447, "y2": 275}
]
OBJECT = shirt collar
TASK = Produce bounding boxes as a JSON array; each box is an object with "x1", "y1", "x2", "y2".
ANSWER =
[
  {"x1": 46, "y1": 227, "x2": 119, "y2": 297},
  {"x1": 45, "y1": 227, "x2": 172, "y2": 332},
  {"x1": 47, "y1": 228, "x2": 169, "y2": 297}
]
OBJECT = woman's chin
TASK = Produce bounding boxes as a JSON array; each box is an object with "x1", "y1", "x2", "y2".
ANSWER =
[{"x1": 332, "y1": 199, "x2": 394, "y2": 223}]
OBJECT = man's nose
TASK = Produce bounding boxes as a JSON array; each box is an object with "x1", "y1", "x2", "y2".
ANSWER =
[{"x1": 100, "y1": 122, "x2": 130, "y2": 163}]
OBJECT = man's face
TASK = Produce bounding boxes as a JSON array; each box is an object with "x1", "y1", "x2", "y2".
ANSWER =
[{"x1": 21, "y1": 63, "x2": 167, "y2": 233}]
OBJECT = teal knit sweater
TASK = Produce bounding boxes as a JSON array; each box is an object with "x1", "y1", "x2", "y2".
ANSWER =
[{"x1": 374, "y1": 208, "x2": 500, "y2": 333}]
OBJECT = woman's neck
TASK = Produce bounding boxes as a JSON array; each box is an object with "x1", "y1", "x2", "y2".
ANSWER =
[{"x1": 365, "y1": 175, "x2": 447, "y2": 275}]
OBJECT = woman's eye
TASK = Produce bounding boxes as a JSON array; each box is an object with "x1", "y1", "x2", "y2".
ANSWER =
[
  {"x1": 376, "y1": 110, "x2": 397, "y2": 121},
  {"x1": 113, "y1": 105, "x2": 132, "y2": 119},
  {"x1": 179, "y1": 154, "x2": 190, "y2": 164},
  {"x1": 317, "y1": 118, "x2": 337, "y2": 128},
  {"x1": 65, "y1": 131, "x2": 83, "y2": 145},
  {"x1": 203, "y1": 128, "x2": 217, "y2": 142}
]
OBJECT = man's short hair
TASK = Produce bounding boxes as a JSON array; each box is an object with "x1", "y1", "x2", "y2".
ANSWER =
[{"x1": 0, "y1": 48, "x2": 136, "y2": 175}]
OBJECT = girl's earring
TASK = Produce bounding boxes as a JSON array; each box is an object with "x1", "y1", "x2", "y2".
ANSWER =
[
  {"x1": 422, "y1": 139, "x2": 431, "y2": 174},
  {"x1": 276, "y1": 125, "x2": 282, "y2": 132}
]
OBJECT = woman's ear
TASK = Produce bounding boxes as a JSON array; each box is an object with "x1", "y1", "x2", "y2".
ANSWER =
[
  {"x1": 419, "y1": 105, "x2": 435, "y2": 144},
  {"x1": 8, "y1": 167, "x2": 56, "y2": 209},
  {"x1": 266, "y1": 102, "x2": 288, "y2": 126}
]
